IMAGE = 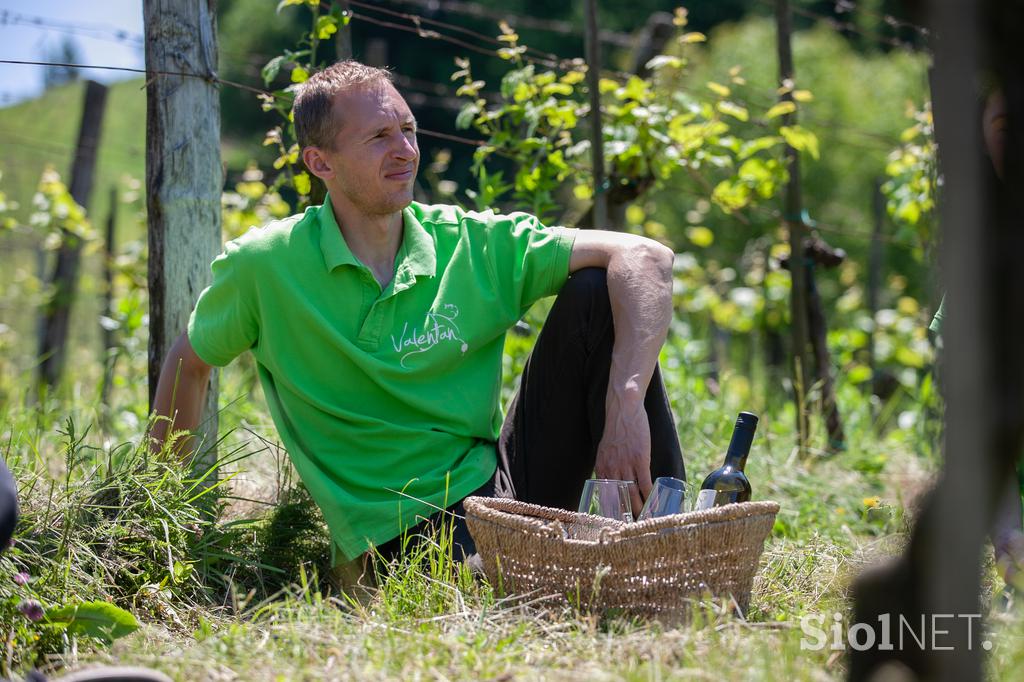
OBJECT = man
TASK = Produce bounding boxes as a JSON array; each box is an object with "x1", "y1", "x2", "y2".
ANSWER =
[{"x1": 149, "y1": 61, "x2": 685, "y2": 572}]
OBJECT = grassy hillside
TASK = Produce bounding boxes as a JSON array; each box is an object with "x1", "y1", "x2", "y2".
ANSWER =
[{"x1": 0, "y1": 78, "x2": 147, "y2": 234}]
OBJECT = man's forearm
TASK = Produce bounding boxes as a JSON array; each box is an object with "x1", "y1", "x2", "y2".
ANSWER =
[
  {"x1": 603, "y1": 242, "x2": 675, "y2": 421},
  {"x1": 149, "y1": 333, "x2": 212, "y2": 460}
]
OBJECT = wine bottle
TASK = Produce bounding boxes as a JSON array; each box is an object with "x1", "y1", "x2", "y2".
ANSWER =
[{"x1": 694, "y1": 412, "x2": 759, "y2": 510}]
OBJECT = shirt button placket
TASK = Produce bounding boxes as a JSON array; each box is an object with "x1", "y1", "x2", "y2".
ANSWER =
[{"x1": 357, "y1": 269, "x2": 380, "y2": 350}]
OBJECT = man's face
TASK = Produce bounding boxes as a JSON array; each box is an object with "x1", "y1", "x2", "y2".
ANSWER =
[{"x1": 319, "y1": 83, "x2": 419, "y2": 216}]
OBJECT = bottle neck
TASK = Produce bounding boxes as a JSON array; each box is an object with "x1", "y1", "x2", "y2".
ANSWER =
[
  {"x1": 723, "y1": 415, "x2": 756, "y2": 471},
  {"x1": 724, "y1": 450, "x2": 748, "y2": 471}
]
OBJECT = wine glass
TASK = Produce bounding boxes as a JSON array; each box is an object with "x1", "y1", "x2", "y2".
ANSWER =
[
  {"x1": 637, "y1": 476, "x2": 689, "y2": 521},
  {"x1": 578, "y1": 479, "x2": 636, "y2": 522}
]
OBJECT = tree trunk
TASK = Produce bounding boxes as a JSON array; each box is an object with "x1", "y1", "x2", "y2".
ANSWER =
[{"x1": 144, "y1": 0, "x2": 222, "y2": 470}]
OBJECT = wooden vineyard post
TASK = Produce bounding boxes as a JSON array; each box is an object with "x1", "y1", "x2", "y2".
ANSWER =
[
  {"x1": 868, "y1": 180, "x2": 884, "y2": 409},
  {"x1": 780, "y1": 237, "x2": 847, "y2": 451},
  {"x1": 37, "y1": 80, "x2": 108, "y2": 393},
  {"x1": 583, "y1": 0, "x2": 608, "y2": 230},
  {"x1": 144, "y1": 0, "x2": 222, "y2": 473},
  {"x1": 804, "y1": 238, "x2": 846, "y2": 451},
  {"x1": 99, "y1": 186, "x2": 118, "y2": 417},
  {"x1": 335, "y1": 1, "x2": 352, "y2": 61},
  {"x1": 775, "y1": 0, "x2": 811, "y2": 453}
]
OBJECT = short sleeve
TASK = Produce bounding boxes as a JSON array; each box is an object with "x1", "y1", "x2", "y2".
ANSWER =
[
  {"x1": 480, "y1": 212, "x2": 575, "y2": 316},
  {"x1": 187, "y1": 240, "x2": 259, "y2": 366}
]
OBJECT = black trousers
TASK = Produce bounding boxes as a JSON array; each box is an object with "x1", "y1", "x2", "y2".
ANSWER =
[{"x1": 377, "y1": 267, "x2": 685, "y2": 561}]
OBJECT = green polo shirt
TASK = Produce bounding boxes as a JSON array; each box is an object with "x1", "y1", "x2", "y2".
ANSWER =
[{"x1": 187, "y1": 198, "x2": 575, "y2": 559}]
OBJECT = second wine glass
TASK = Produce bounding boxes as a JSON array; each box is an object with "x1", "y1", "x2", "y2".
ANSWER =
[{"x1": 637, "y1": 476, "x2": 689, "y2": 521}]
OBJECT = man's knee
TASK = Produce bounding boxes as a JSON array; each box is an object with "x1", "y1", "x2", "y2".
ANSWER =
[
  {"x1": 558, "y1": 267, "x2": 609, "y2": 307},
  {"x1": 543, "y1": 267, "x2": 613, "y2": 345}
]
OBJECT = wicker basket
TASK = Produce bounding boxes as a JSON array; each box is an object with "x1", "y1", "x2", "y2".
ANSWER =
[{"x1": 463, "y1": 496, "x2": 779, "y2": 622}]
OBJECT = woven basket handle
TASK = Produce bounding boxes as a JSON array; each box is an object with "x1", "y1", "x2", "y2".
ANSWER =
[
  {"x1": 614, "y1": 501, "x2": 782, "y2": 539},
  {"x1": 546, "y1": 519, "x2": 567, "y2": 540}
]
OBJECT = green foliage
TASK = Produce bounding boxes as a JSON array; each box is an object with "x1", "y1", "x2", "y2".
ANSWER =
[
  {"x1": 221, "y1": 167, "x2": 293, "y2": 241},
  {"x1": 255, "y1": 1, "x2": 353, "y2": 206},
  {"x1": 236, "y1": 484, "x2": 333, "y2": 597},
  {"x1": 451, "y1": 8, "x2": 803, "y2": 223},
  {"x1": 27, "y1": 166, "x2": 95, "y2": 250},
  {"x1": 668, "y1": 16, "x2": 929, "y2": 264},
  {"x1": 46, "y1": 601, "x2": 140, "y2": 644},
  {"x1": 0, "y1": 420, "x2": 206, "y2": 667},
  {"x1": 0, "y1": 171, "x2": 17, "y2": 231},
  {"x1": 633, "y1": 15, "x2": 935, "y2": 395},
  {"x1": 881, "y1": 103, "x2": 937, "y2": 245}
]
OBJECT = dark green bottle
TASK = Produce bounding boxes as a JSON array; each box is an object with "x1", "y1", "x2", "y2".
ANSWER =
[{"x1": 694, "y1": 412, "x2": 759, "y2": 510}]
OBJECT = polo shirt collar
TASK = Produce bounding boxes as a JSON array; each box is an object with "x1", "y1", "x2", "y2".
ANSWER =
[
  {"x1": 318, "y1": 196, "x2": 437, "y2": 285},
  {"x1": 318, "y1": 196, "x2": 361, "y2": 272},
  {"x1": 397, "y1": 204, "x2": 437, "y2": 282}
]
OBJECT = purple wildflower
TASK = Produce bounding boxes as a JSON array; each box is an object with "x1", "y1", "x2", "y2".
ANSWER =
[
  {"x1": 17, "y1": 599, "x2": 44, "y2": 622},
  {"x1": 12, "y1": 572, "x2": 28, "y2": 586}
]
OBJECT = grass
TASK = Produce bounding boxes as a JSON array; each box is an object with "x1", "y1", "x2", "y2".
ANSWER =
[
  {"x1": 0, "y1": 264, "x2": 1016, "y2": 679},
  {"x1": 1, "y1": 332, "x2": 1021, "y2": 682}
]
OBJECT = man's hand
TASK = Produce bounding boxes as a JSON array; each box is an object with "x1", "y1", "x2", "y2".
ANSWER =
[{"x1": 594, "y1": 399, "x2": 652, "y2": 518}]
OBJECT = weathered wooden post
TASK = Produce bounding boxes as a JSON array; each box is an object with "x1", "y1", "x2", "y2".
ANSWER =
[
  {"x1": 99, "y1": 186, "x2": 118, "y2": 417},
  {"x1": 144, "y1": 0, "x2": 222, "y2": 470}
]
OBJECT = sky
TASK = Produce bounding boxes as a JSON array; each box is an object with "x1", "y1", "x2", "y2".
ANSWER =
[{"x1": 0, "y1": 0, "x2": 144, "y2": 106}]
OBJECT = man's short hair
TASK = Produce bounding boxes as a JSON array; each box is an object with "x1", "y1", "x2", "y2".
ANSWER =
[{"x1": 293, "y1": 60, "x2": 394, "y2": 150}]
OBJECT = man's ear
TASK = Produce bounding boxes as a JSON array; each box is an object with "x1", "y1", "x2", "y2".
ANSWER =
[{"x1": 302, "y1": 146, "x2": 335, "y2": 181}]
